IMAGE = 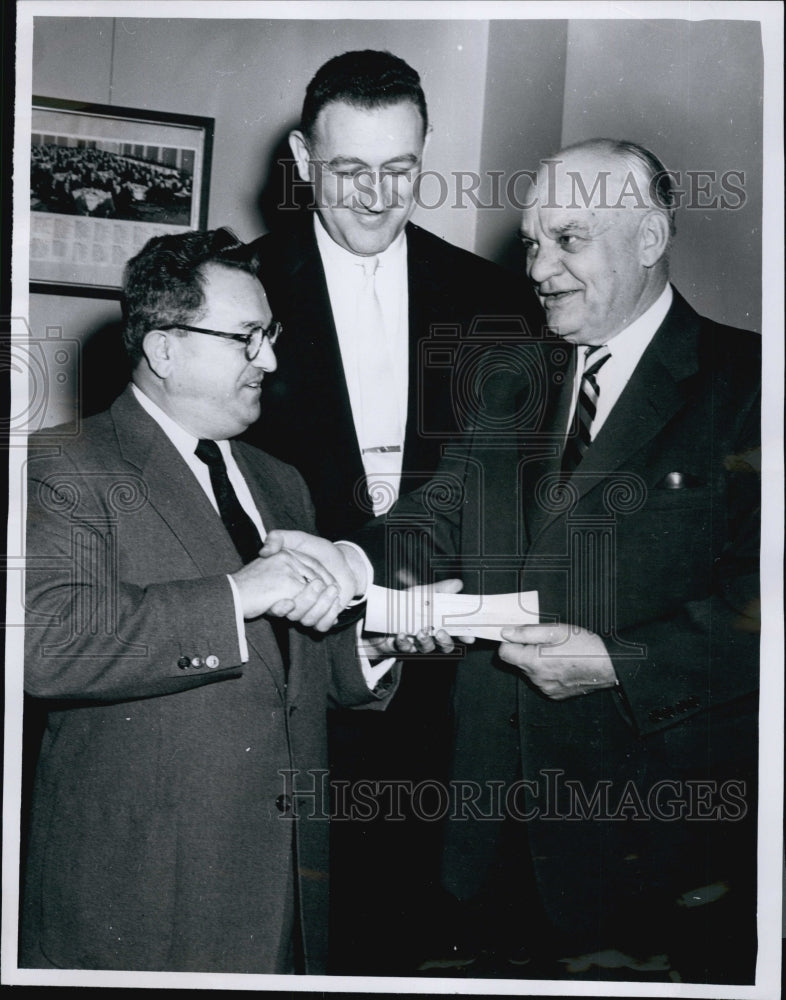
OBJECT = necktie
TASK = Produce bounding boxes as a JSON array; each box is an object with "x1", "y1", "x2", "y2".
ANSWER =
[
  {"x1": 195, "y1": 439, "x2": 289, "y2": 668},
  {"x1": 355, "y1": 257, "x2": 403, "y2": 515},
  {"x1": 561, "y1": 344, "x2": 611, "y2": 474},
  {"x1": 195, "y1": 439, "x2": 262, "y2": 563}
]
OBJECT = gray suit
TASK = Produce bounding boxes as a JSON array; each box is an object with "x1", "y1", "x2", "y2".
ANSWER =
[{"x1": 21, "y1": 386, "x2": 393, "y2": 973}]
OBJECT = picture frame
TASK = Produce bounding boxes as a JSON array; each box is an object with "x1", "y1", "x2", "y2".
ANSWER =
[{"x1": 29, "y1": 97, "x2": 214, "y2": 298}]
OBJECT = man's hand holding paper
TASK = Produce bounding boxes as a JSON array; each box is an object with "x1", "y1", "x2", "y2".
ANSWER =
[
  {"x1": 498, "y1": 624, "x2": 618, "y2": 700},
  {"x1": 360, "y1": 578, "x2": 465, "y2": 658},
  {"x1": 260, "y1": 529, "x2": 546, "y2": 651},
  {"x1": 364, "y1": 584, "x2": 539, "y2": 642}
]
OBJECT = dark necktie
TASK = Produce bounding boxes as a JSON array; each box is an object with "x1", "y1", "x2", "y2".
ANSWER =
[
  {"x1": 195, "y1": 439, "x2": 290, "y2": 668},
  {"x1": 195, "y1": 439, "x2": 263, "y2": 564},
  {"x1": 561, "y1": 344, "x2": 611, "y2": 474}
]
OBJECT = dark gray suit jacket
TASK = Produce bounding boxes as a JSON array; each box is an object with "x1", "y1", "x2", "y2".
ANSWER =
[
  {"x1": 359, "y1": 289, "x2": 760, "y2": 946},
  {"x1": 246, "y1": 217, "x2": 541, "y2": 538},
  {"x1": 21, "y1": 386, "x2": 393, "y2": 973}
]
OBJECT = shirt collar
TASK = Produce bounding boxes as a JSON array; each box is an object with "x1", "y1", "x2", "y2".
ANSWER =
[
  {"x1": 313, "y1": 212, "x2": 407, "y2": 272},
  {"x1": 601, "y1": 283, "x2": 673, "y2": 361},
  {"x1": 131, "y1": 383, "x2": 231, "y2": 462}
]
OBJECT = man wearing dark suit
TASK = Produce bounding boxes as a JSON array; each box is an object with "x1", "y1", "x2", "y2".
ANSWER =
[
  {"x1": 245, "y1": 50, "x2": 541, "y2": 972},
  {"x1": 248, "y1": 48, "x2": 538, "y2": 535},
  {"x1": 20, "y1": 230, "x2": 396, "y2": 974},
  {"x1": 350, "y1": 139, "x2": 760, "y2": 982}
]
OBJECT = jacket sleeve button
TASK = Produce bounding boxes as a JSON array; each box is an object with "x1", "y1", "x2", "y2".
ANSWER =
[
  {"x1": 205, "y1": 655, "x2": 220, "y2": 669},
  {"x1": 177, "y1": 656, "x2": 190, "y2": 670},
  {"x1": 190, "y1": 656, "x2": 203, "y2": 669}
]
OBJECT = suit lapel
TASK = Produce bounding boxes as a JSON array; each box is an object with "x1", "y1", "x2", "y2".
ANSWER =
[
  {"x1": 403, "y1": 224, "x2": 451, "y2": 472},
  {"x1": 112, "y1": 388, "x2": 288, "y2": 691},
  {"x1": 571, "y1": 344, "x2": 687, "y2": 491},
  {"x1": 526, "y1": 292, "x2": 702, "y2": 541},
  {"x1": 521, "y1": 342, "x2": 575, "y2": 542},
  {"x1": 112, "y1": 388, "x2": 240, "y2": 576},
  {"x1": 404, "y1": 224, "x2": 430, "y2": 469},
  {"x1": 231, "y1": 445, "x2": 318, "y2": 704},
  {"x1": 230, "y1": 445, "x2": 302, "y2": 535},
  {"x1": 280, "y1": 222, "x2": 368, "y2": 495}
]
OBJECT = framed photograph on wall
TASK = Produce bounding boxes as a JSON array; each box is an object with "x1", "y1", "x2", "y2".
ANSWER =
[{"x1": 29, "y1": 97, "x2": 214, "y2": 297}]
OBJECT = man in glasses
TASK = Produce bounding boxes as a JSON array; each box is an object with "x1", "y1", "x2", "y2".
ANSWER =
[
  {"x1": 246, "y1": 48, "x2": 542, "y2": 973},
  {"x1": 20, "y1": 229, "x2": 414, "y2": 974}
]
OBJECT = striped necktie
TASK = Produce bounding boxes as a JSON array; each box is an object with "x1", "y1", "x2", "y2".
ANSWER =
[{"x1": 561, "y1": 344, "x2": 611, "y2": 474}]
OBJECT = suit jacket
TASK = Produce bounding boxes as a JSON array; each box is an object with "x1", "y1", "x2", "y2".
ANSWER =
[
  {"x1": 359, "y1": 290, "x2": 761, "y2": 946},
  {"x1": 21, "y1": 386, "x2": 393, "y2": 974},
  {"x1": 246, "y1": 217, "x2": 540, "y2": 538},
  {"x1": 245, "y1": 216, "x2": 541, "y2": 972}
]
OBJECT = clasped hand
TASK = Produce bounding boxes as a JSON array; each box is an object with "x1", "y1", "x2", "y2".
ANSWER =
[
  {"x1": 232, "y1": 528, "x2": 461, "y2": 652},
  {"x1": 230, "y1": 530, "x2": 351, "y2": 632}
]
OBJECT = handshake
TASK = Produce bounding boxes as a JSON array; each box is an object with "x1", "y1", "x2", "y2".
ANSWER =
[
  {"x1": 230, "y1": 528, "x2": 461, "y2": 653},
  {"x1": 231, "y1": 529, "x2": 610, "y2": 695}
]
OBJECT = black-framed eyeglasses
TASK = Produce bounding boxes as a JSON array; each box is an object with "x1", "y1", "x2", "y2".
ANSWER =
[{"x1": 159, "y1": 321, "x2": 283, "y2": 361}]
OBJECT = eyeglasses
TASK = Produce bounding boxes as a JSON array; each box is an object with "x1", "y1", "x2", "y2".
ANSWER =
[{"x1": 160, "y1": 320, "x2": 283, "y2": 361}]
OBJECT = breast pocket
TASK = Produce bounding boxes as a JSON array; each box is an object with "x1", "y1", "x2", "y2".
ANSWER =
[{"x1": 615, "y1": 483, "x2": 716, "y2": 613}]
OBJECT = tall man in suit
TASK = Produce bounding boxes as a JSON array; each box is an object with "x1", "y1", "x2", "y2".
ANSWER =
[
  {"x1": 332, "y1": 138, "x2": 759, "y2": 981},
  {"x1": 20, "y1": 229, "x2": 399, "y2": 974},
  {"x1": 246, "y1": 49, "x2": 541, "y2": 972},
  {"x1": 248, "y1": 48, "x2": 537, "y2": 534}
]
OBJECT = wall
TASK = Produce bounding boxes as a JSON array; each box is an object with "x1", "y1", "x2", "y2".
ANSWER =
[
  {"x1": 474, "y1": 20, "x2": 567, "y2": 271},
  {"x1": 27, "y1": 14, "x2": 764, "y2": 427},
  {"x1": 29, "y1": 15, "x2": 492, "y2": 425},
  {"x1": 561, "y1": 18, "x2": 763, "y2": 332},
  {"x1": 472, "y1": 17, "x2": 763, "y2": 332},
  {"x1": 32, "y1": 16, "x2": 490, "y2": 245}
]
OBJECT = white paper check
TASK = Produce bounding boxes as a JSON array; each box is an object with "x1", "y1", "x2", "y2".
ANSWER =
[{"x1": 364, "y1": 585, "x2": 539, "y2": 642}]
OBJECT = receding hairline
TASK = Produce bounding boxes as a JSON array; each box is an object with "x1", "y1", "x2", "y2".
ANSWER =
[
  {"x1": 535, "y1": 139, "x2": 676, "y2": 227},
  {"x1": 539, "y1": 143, "x2": 644, "y2": 186},
  {"x1": 530, "y1": 143, "x2": 669, "y2": 222}
]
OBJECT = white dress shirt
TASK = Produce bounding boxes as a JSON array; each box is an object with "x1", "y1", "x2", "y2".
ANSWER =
[
  {"x1": 314, "y1": 214, "x2": 409, "y2": 510},
  {"x1": 132, "y1": 384, "x2": 266, "y2": 536},
  {"x1": 565, "y1": 283, "x2": 673, "y2": 441}
]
